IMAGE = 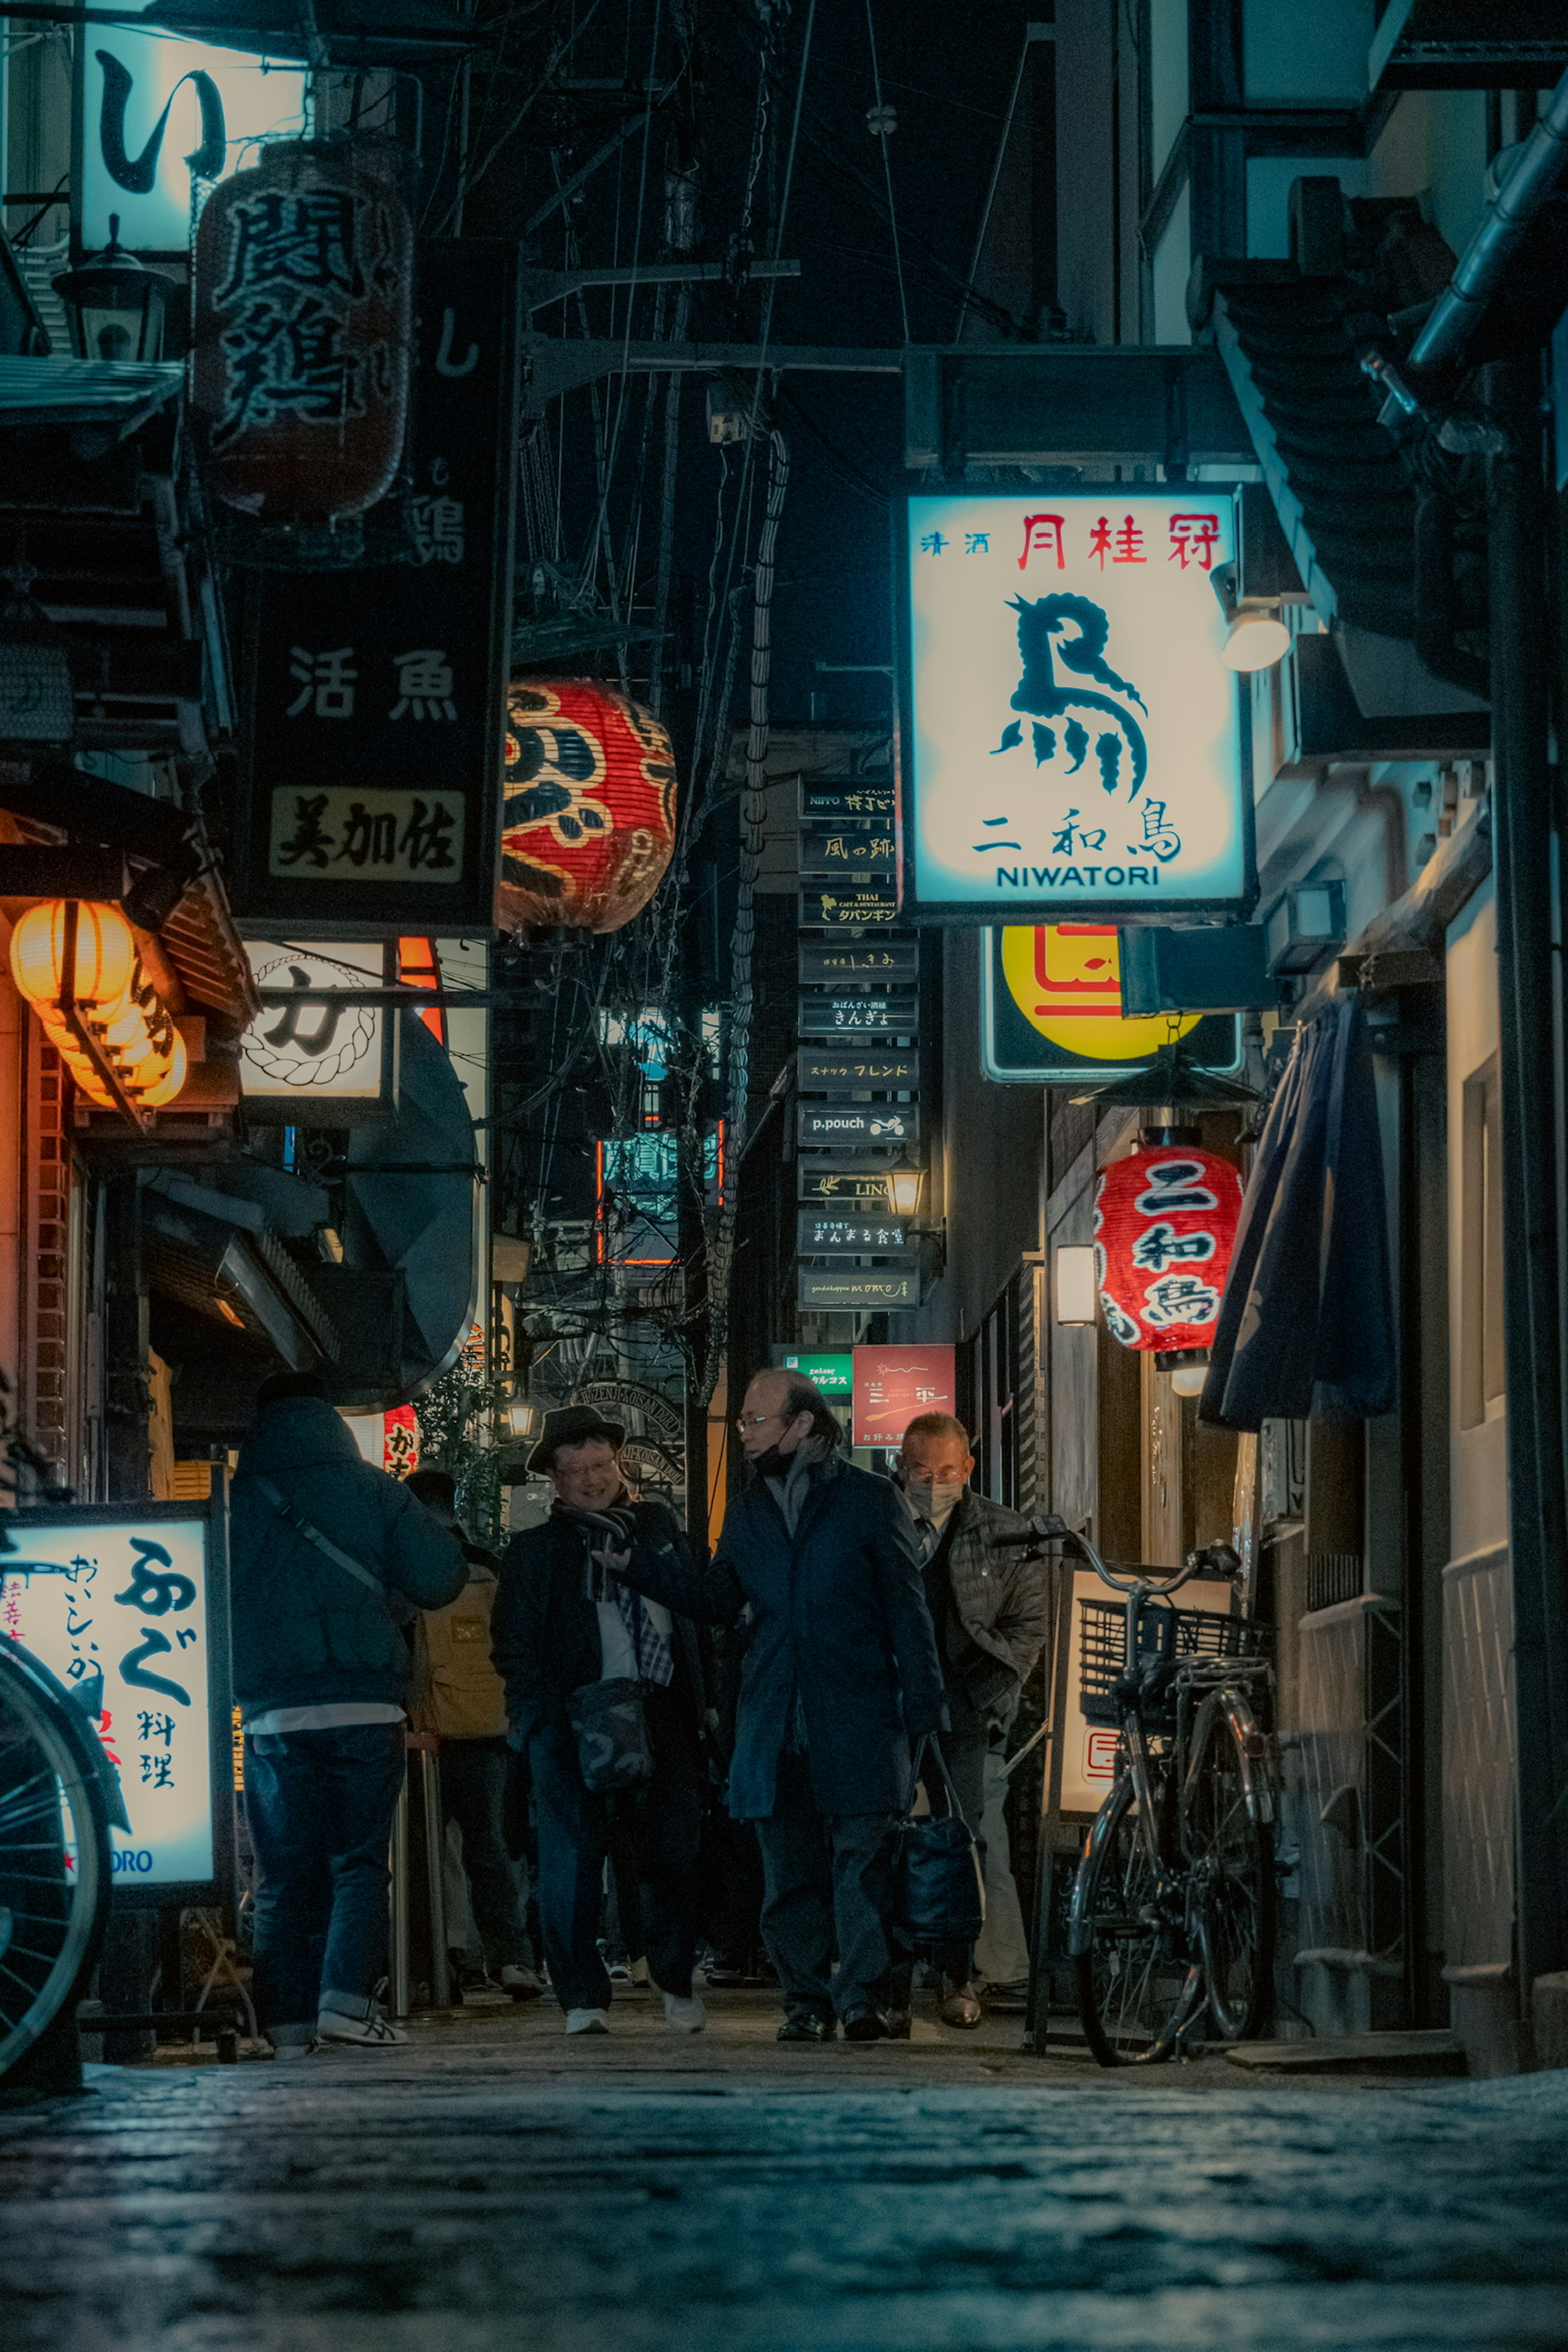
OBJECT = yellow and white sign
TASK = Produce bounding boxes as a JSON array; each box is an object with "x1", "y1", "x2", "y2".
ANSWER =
[{"x1": 981, "y1": 924, "x2": 1238, "y2": 1084}]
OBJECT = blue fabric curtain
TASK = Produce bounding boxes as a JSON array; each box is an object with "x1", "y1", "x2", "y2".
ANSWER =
[{"x1": 1200, "y1": 993, "x2": 1395, "y2": 1430}]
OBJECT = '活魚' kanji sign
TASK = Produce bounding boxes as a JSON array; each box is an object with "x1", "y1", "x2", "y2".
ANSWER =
[
  {"x1": 899, "y1": 493, "x2": 1256, "y2": 924},
  {"x1": 0, "y1": 1503, "x2": 229, "y2": 1900}
]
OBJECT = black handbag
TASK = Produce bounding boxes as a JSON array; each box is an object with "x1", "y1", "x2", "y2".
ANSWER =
[
  {"x1": 566, "y1": 1677, "x2": 654, "y2": 1793},
  {"x1": 895, "y1": 1735, "x2": 986, "y2": 1948}
]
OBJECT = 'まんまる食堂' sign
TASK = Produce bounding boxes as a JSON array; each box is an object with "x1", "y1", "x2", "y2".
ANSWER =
[{"x1": 899, "y1": 494, "x2": 1256, "y2": 924}]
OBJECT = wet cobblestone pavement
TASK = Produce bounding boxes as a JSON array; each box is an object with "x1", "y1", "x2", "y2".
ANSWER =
[{"x1": 2, "y1": 1993, "x2": 1566, "y2": 2352}]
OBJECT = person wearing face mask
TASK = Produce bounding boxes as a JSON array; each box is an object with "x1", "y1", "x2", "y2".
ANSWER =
[
  {"x1": 893, "y1": 1413, "x2": 1052, "y2": 2028},
  {"x1": 600, "y1": 1370, "x2": 945, "y2": 2043},
  {"x1": 490, "y1": 1406, "x2": 708, "y2": 2038}
]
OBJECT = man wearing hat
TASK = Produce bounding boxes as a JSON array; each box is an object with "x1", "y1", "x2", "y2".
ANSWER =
[{"x1": 491, "y1": 1405, "x2": 708, "y2": 2036}]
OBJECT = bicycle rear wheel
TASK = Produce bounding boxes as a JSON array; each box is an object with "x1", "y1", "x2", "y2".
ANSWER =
[
  {"x1": 1072, "y1": 1771, "x2": 1202, "y2": 2066},
  {"x1": 1185, "y1": 1697, "x2": 1274, "y2": 2042},
  {"x1": 0, "y1": 1641, "x2": 113, "y2": 2081}
]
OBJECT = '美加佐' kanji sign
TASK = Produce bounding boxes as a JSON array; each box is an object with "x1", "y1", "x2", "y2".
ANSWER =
[{"x1": 899, "y1": 493, "x2": 1256, "y2": 924}]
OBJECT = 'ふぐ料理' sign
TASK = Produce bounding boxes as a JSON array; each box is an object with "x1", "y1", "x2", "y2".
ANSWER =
[{"x1": 899, "y1": 493, "x2": 1256, "y2": 924}]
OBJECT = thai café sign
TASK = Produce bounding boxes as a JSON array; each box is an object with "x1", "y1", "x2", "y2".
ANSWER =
[{"x1": 899, "y1": 492, "x2": 1256, "y2": 923}]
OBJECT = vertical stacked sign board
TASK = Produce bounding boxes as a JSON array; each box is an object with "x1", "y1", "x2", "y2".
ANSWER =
[{"x1": 795, "y1": 776, "x2": 924, "y2": 1317}]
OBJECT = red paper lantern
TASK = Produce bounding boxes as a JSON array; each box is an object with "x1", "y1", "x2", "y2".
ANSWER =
[
  {"x1": 497, "y1": 682, "x2": 677, "y2": 935},
  {"x1": 1094, "y1": 1138, "x2": 1243, "y2": 1358},
  {"x1": 190, "y1": 138, "x2": 412, "y2": 523}
]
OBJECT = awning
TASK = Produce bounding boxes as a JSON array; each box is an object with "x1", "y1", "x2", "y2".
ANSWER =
[
  {"x1": 0, "y1": 355, "x2": 184, "y2": 437},
  {"x1": 1200, "y1": 994, "x2": 1396, "y2": 1429}
]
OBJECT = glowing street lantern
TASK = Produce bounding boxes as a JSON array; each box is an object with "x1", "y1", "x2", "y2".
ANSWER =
[
  {"x1": 1094, "y1": 1134, "x2": 1243, "y2": 1371},
  {"x1": 497, "y1": 681, "x2": 677, "y2": 935},
  {"x1": 8, "y1": 898, "x2": 185, "y2": 1114}
]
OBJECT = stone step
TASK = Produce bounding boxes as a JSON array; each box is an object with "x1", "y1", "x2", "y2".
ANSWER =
[{"x1": 1225, "y1": 2029, "x2": 1467, "y2": 2076}]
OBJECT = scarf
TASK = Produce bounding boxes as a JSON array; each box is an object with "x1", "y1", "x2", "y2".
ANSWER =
[{"x1": 553, "y1": 1499, "x2": 674, "y2": 1687}]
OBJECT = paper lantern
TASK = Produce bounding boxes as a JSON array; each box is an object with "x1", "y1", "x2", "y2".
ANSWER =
[
  {"x1": 10, "y1": 899, "x2": 136, "y2": 1014},
  {"x1": 497, "y1": 682, "x2": 677, "y2": 935},
  {"x1": 9, "y1": 898, "x2": 184, "y2": 1112},
  {"x1": 190, "y1": 138, "x2": 412, "y2": 523},
  {"x1": 1094, "y1": 1138, "x2": 1243, "y2": 1359}
]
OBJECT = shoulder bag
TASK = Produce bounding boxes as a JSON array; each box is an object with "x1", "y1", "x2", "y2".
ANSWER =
[{"x1": 895, "y1": 1734, "x2": 986, "y2": 1949}]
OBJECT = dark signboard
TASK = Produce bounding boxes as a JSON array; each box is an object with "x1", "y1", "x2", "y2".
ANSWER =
[
  {"x1": 798, "y1": 1268, "x2": 919, "y2": 1310},
  {"x1": 798, "y1": 826, "x2": 898, "y2": 879},
  {"x1": 800, "y1": 938, "x2": 918, "y2": 985},
  {"x1": 232, "y1": 241, "x2": 520, "y2": 934},
  {"x1": 799, "y1": 781, "x2": 896, "y2": 822},
  {"x1": 797, "y1": 991, "x2": 918, "y2": 1037},
  {"x1": 798, "y1": 1165, "x2": 901, "y2": 1206},
  {"x1": 800, "y1": 885, "x2": 900, "y2": 930},
  {"x1": 798, "y1": 1048, "x2": 919, "y2": 1092},
  {"x1": 798, "y1": 1102, "x2": 918, "y2": 1150},
  {"x1": 797, "y1": 1209, "x2": 914, "y2": 1257}
]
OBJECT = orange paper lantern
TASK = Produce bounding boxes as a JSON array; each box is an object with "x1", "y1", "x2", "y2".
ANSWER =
[{"x1": 497, "y1": 682, "x2": 677, "y2": 935}]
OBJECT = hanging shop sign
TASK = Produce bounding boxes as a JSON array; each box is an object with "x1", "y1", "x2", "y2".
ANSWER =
[
  {"x1": 497, "y1": 682, "x2": 677, "y2": 935},
  {"x1": 577, "y1": 1378, "x2": 685, "y2": 1446},
  {"x1": 191, "y1": 138, "x2": 412, "y2": 523},
  {"x1": 1095, "y1": 1140, "x2": 1243, "y2": 1356},
  {"x1": 620, "y1": 1436, "x2": 683, "y2": 1497},
  {"x1": 899, "y1": 492, "x2": 1256, "y2": 923},
  {"x1": 772, "y1": 1348, "x2": 853, "y2": 1395},
  {"x1": 798, "y1": 1048, "x2": 919, "y2": 1092},
  {"x1": 801, "y1": 884, "x2": 902, "y2": 930},
  {"x1": 797, "y1": 1210, "x2": 914, "y2": 1258},
  {"x1": 797, "y1": 991, "x2": 918, "y2": 1038},
  {"x1": 75, "y1": 27, "x2": 306, "y2": 256},
  {"x1": 800, "y1": 938, "x2": 918, "y2": 986},
  {"x1": 798, "y1": 1269, "x2": 920, "y2": 1312},
  {"x1": 801, "y1": 782, "x2": 896, "y2": 823},
  {"x1": 232, "y1": 239, "x2": 519, "y2": 934},
  {"x1": 982, "y1": 924, "x2": 1241, "y2": 1084},
  {"x1": 0, "y1": 1501, "x2": 230, "y2": 1902},
  {"x1": 382, "y1": 1404, "x2": 419, "y2": 1478},
  {"x1": 239, "y1": 940, "x2": 396, "y2": 1120},
  {"x1": 10, "y1": 898, "x2": 188, "y2": 1118},
  {"x1": 798, "y1": 1103, "x2": 918, "y2": 1151},
  {"x1": 798, "y1": 826, "x2": 898, "y2": 879},
  {"x1": 852, "y1": 1345, "x2": 957, "y2": 1447},
  {"x1": 798, "y1": 1165, "x2": 906, "y2": 1207}
]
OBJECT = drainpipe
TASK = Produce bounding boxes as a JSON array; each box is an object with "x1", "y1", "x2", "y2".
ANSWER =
[
  {"x1": 1411, "y1": 71, "x2": 1568, "y2": 372},
  {"x1": 1484, "y1": 358, "x2": 1568, "y2": 1998}
]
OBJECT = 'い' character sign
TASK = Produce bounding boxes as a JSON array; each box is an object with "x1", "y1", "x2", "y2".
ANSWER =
[{"x1": 900, "y1": 493, "x2": 1255, "y2": 922}]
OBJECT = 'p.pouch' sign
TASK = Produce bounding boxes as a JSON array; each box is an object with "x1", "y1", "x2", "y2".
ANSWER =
[{"x1": 899, "y1": 492, "x2": 1256, "y2": 924}]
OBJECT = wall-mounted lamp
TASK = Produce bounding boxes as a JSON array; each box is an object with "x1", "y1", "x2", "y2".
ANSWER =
[
  {"x1": 53, "y1": 215, "x2": 168, "y2": 363},
  {"x1": 1053, "y1": 1243, "x2": 1098, "y2": 1326},
  {"x1": 506, "y1": 1401, "x2": 537, "y2": 1438},
  {"x1": 884, "y1": 1163, "x2": 923, "y2": 1219},
  {"x1": 1212, "y1": 559, "x2": 1292, "y2": 674}
]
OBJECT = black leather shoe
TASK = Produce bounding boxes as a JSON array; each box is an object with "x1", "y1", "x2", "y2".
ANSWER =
[
  {"x1": 777, "y1": 2008, "x2": 835, "y2": 2042},
  {"x1": 840, "y1": 2005, "x2": 889, "y2": 2042}
]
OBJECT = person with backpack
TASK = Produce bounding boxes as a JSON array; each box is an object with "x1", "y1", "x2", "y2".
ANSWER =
[
  {"x1": 404, "y1": 1467, "x2": 544, "y2": 2002},
  {"x1": 230, "y1": 1372, "x2": 467, "y2": 2056}
]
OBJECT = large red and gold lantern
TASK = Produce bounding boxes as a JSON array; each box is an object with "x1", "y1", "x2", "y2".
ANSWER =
[
  {"x1": 497, "y1": 681, "x2": 677, "y2": 935},
  {"x1": 190, "y1": 138, "x2": 412, "y2": 523},
  {"x1": 1094, "y1": 1134, "x2": 1242, "y2": 1363}
]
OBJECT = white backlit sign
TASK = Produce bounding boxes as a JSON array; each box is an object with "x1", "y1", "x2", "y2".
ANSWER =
[
  {"x1": 79, "y1": 27, "x2": 307, "y2": 254},
  {"x1": 901, "y1": 492, "x2": 1255, "y2": 922},
  {"x1": 2, "y1": 1510, "x2": 220, "y2": 1889},
  {"x1": 241, "y1": 939, "x2": 386, "y2": 1101}
]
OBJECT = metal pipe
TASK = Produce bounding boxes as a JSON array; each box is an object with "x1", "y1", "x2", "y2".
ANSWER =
[
  {"x1": 418, "y1": 1750, "x2": 451, "y2": 2009},
  {"x1": 388, "y1": 1773, "x2": 410, "y2": 2020},
  {"x1": 1411, "y1": 70, "x2": 1568, "y2": 371},
  {"x1": 1484, "y1": 359, "x2": 1568, "y2": 1991}
]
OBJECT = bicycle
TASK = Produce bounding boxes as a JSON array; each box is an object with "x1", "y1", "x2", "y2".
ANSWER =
[
  {"x1": 0, "y1": 1638, "x2": 122, "y2": 2083},
  {"x1": 1024, "y1": 1516, "x2": 1276, "y2": 2067}
]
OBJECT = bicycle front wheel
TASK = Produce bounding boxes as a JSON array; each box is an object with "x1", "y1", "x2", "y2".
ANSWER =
[
  {"x1": 1185, "y1": 1696, "x2": 1275, "y2": 2043},
  {"x1": 0, "y1": 1640, "x2": 113, "y2": 2080},
  {"x1": 1072, "y1": 1772, "x2": 1202, "y2": 2066}
]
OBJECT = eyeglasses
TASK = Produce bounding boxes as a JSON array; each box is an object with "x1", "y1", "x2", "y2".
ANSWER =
[{"x1": 734, "y1": 1410, "x2": 786, "y2": 1431}]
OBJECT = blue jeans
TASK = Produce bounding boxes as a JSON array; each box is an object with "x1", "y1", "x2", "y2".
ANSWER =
[{"x1": 246, "y1": 1723, "x2": 406, "y2": 2030}]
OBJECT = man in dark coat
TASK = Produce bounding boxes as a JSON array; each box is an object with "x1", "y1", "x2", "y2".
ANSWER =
[
  {"x1": 230, "y1": 1371, "x2": 467, "y2": 2056},
  {"x1": 604, "y1": 1370, "x2": 945, "y2": 2043},
  {"x1": 491, "y1": 1405, "x2": 708, "y2": 2036},
  {"x1": 895, "y1": 1412, "x2": 1052, "y2": 2026}
]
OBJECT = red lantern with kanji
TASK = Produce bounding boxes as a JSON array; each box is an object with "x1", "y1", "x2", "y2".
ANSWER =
[
  {"x1": 1094, "y1": 1134, "x2": 1243, "y2": 1362},
  {"x1": 190, "y1": 138, "x2": 412, "y2": 522},
  {"x1": 497, "y1": 681, "x2": 677, "y2": 935}
]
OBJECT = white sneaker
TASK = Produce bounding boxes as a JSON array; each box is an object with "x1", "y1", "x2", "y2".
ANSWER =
[
  {"x1": 566, "y1": 2007, "x2": 610, "y2": 2035},
  {"x1": 629, "y1": 1956, "x2": 650, "y2": 1987},
  {"x1": 662, "y1": 1992, "x2": 706, "y2": 2033},
  {"x1": 316, "y1": 2007, "x2": 408, "y2": 2047}
]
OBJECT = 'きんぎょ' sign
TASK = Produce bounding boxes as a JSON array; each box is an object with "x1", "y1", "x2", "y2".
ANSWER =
[
  {"x1": 900, "y1": 493, "x2": 1256, "y2": 922},
  {"x1": 1094, "y1": 1143, "x2": 1243, "y2": 1355}
]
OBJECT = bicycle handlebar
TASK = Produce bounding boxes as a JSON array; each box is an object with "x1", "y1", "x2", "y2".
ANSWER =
[{"x1": 995, "y1": 1515, "x2": 1240, "y2": 1599}]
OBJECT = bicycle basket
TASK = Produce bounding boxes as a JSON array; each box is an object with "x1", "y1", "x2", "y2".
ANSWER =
[{"x1": 1078, "y1": 1594, "x2": 1273, "y2": 1728}]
